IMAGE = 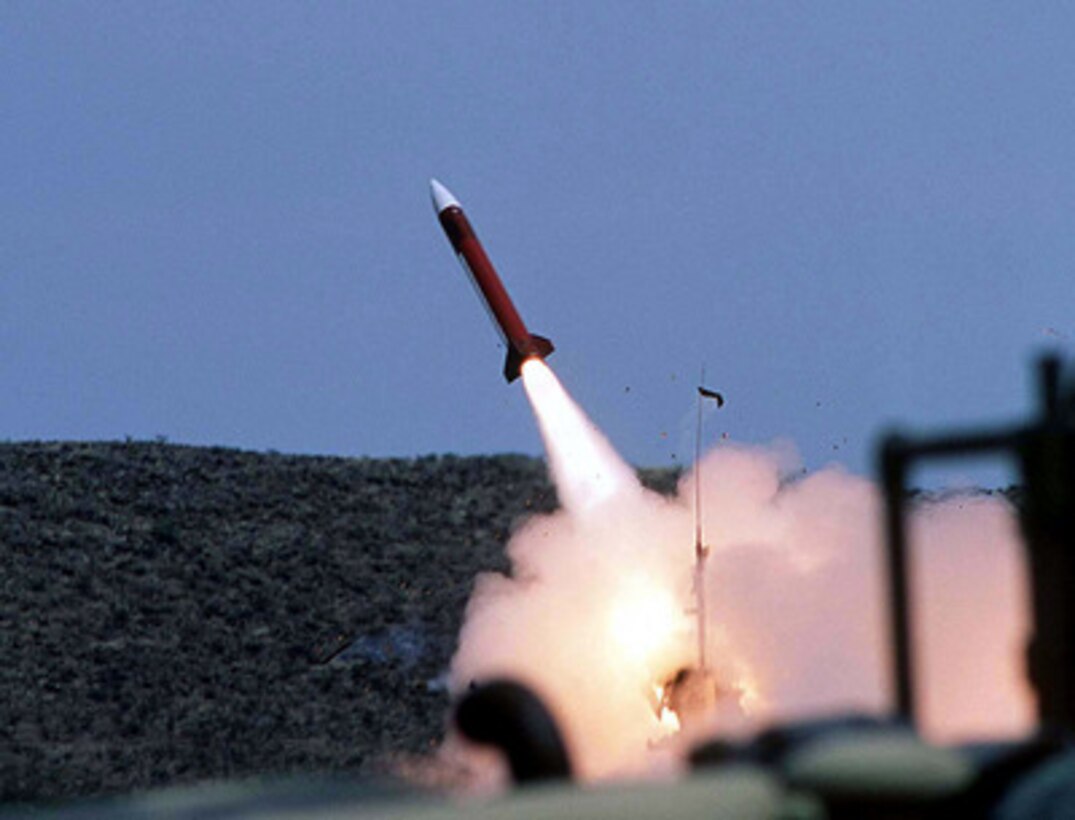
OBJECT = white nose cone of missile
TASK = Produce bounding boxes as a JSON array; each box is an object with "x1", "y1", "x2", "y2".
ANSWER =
[{"x1": 430, "y1": 178, "x2": 460, "y2": 214}]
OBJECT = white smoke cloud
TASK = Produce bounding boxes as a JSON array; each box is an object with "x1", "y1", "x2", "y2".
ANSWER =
[
  {"x1": 448, "y1": 363, "x2": 1033, "y2": 780},
  {"x1": 687, "y1": 447, "x2": 890, "y2": 725},
  {"x1": 911, "y1": 496, "x2": 1032, "y2": 741}
]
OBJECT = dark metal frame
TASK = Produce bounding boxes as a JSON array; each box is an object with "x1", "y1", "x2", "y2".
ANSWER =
[{"x1": 878, "y1": 356, "x2": 1075, "y2": 731}]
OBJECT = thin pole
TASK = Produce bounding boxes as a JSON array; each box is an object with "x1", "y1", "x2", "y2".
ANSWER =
[{"x1": 694, "y1": 367, "x2": 708, "y2": 672}]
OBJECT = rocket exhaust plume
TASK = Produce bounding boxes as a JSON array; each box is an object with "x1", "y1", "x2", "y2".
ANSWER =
[
  {"x1": 519, "y1": 360, "x2": 639, "y2": 515},
  {"x1": 448, "y1": 361, "x2": 1034, "y2": 782}
]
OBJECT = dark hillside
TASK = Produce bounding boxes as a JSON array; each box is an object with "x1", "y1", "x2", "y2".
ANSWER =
[{"x1": 0, "y1": 442, "x2": 584, "y2": 803}]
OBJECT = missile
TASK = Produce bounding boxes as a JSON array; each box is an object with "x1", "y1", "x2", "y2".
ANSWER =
[{"x1": 430, "y1": 179, "x2": 554, "y2": 382}]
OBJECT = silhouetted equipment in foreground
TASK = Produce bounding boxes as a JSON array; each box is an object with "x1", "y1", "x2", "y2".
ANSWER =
[
  {"x1": 454, "y1": 680, "x2": 573, "y2": 784},
  {"x1": 880, "y1": 354, "x2": 1075, "y2": 731}
]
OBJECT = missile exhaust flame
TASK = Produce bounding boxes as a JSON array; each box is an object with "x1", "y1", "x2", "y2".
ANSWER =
[
  {"x1": 607, "y1": 579, "x2": 682, "y2": 667},
  {"x1": 520, "y1": 359, "x2": 638, "y2": 515},
  {"x1": 448, "y1": 364, "x2": 1033, "y2": 779}
]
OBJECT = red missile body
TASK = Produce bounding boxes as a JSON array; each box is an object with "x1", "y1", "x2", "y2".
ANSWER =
[{"x1": 431, "y1": 179, "x2": 554, "y2": 382}]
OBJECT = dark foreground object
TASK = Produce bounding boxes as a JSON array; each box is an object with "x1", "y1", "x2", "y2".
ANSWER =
[
  {"x1": 455, "y1": 680, "x2": 572, "y2": 784},
  {"x1": 880, "y1": 355, "x2": 1075, "y2": 731}
]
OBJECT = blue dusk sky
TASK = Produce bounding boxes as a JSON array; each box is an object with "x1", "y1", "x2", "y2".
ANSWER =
[{"x1": 3, "y1": 3, "x2": 1073, "y2": 483}]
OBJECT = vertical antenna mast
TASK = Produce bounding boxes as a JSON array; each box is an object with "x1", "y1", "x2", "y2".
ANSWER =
[{"x1": 694, "y1": 366, "x2": 709, "y2": 673}]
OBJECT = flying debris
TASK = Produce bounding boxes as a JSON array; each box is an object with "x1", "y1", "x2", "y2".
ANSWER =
[
  {"x1": 698, "y1": 386, "x2": 725, "y2": 407},
  {"x1": 430, "y1": 179, "x2": 554, "y2": 382}
]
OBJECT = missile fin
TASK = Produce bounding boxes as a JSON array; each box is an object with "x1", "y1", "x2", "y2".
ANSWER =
[
  {"x1": 529, "y1": 334, "x2": 555, "y2": 360},
  {"x1": 504, "y1": 348, "x2": 525, "y2": 383},
  {"x1": 503, "y1": 334, "x2": 555, "y2": 382}
]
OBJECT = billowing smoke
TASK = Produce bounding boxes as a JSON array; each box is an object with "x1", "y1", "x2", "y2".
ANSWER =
[{"x1": 448, "y1": 361, "x2": 1033, "y2": 780}]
